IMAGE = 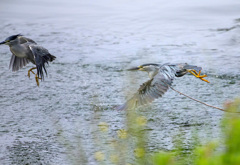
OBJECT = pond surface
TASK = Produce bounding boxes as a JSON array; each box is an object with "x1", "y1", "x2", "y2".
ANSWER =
[{"x1": 0, "y1": 0, "x2": 240, "y2": 164}]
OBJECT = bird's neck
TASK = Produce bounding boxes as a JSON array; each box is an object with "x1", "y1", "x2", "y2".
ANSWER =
[{"x1": 148, "y1": 69, "x2": 159, "y2": 79}]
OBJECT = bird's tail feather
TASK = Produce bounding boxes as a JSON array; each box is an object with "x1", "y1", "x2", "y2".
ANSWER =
[
  {"x1": 183, "y1": 64, "x2": 202, "y2": 72},
  {"x1": 37, "y1": 54, "x2": 56, "y2": 80},
  {"x1": 48, "y1": 54, "x2": 56, "y2": 62}
]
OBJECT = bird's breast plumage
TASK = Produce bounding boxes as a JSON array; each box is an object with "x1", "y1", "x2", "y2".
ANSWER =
[{"x1": 10, "y1": 44, "x2": 30, "y2": 58}]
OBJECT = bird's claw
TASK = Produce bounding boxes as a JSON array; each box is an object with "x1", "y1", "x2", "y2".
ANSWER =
[
  {"x1": 188, "y1": 69, "x2": 210, "y2": 83},
  {"x1": 199, "y1": 77, "x2": 210, "y2": 83}
]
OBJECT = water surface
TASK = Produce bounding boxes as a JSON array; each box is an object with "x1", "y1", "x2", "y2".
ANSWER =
[{"x1": 0, "y1": 0, "x2": 240, "y2": 164}]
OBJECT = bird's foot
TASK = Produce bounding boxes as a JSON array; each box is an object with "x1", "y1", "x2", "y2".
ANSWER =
[
  {"x1": 188, "y1": 70, "x2": 210, "y2": 83},
  {"x1": 27, "y1": 67, "x2": 37, "y2": 78}
]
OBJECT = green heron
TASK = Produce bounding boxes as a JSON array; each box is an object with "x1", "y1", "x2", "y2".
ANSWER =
[{"x1": 117, "y1": 63, "x2": 209, "y2": 110}]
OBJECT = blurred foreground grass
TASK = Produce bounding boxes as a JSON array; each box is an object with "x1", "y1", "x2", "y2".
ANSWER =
[
  {"x1": 150, "y1": 98, "x2": 240, "y2": 165},
  {"x1": 65, "y1": 98, "x2": 240, "y2": 165},
  {"x1": 95, "y1": 98, "x2": 240, "y2": 165}
]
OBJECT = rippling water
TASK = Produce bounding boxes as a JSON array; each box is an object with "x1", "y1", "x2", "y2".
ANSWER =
[{"x1": 0, "y1": 0, "x2": 240, "y2": 164}]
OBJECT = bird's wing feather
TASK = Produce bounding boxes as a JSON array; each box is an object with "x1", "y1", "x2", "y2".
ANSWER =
[
  {"x1": 29, "y1": 45, "x2": 55, "y2": 80},
  {"x1": 9, "y1": 54, "x2": 30, "y2": 71},
  {"x1": 19, "y1": 36, "x2": 37, "y2": 44},
  {"x1": 117, "y1": 65, "x2": 176, "y2": 110}
]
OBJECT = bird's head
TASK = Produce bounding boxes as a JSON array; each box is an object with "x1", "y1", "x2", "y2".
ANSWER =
[
  {"x1": 128, "y1": 63, "x2": 160, "y2": 78},
  {"x1": 0, "y1": 34, "x2": 22, "y2": 46}
]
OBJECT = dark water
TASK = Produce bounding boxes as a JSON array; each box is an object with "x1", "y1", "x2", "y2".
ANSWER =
[{"x1": 0, "y1": 0, "x2": 240, "y2": 164}]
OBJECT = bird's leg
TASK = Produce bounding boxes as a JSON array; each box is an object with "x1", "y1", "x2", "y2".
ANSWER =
[
  {"x1": 27, "y1": 67, "x2": 37, "y2": 78},
  {"x1": 35, "y1": 74, "x2": 41, "y2": 87},
  {"x1": 27, "y1": 67, "x2": 41, "y2": 86},
  {"x1": 187, "y1": 69, "x2": 210, "y2": 83},
  {"x1": 188, "y1": 70, "x2": 207, "y2": 78}
]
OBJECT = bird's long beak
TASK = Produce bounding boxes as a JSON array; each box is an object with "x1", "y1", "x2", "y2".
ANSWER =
[
  {"x1": 127, "y1": 66, "x2": 141, "y2": 71},
  {"x1": 0, "y1": 41, "x2": 6, "y2": 45}
]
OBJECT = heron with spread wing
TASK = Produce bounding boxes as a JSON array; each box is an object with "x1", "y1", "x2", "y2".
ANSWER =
[
  {"x1": 0, "y1": 34, "x2": 56, "y2": 86},
  {"x1": 117, "y1": 63, "x2": 209, "y2": 110}
]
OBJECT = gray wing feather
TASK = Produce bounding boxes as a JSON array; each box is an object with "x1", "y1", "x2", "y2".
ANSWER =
[
  {"x1": 9, "y1": 54, "x2": 30, "y2": 71},
  {"x1": 19, "y1": 36, "x2": 37, "y2": 44},
  {"x1": 29, "y1": 45, "x2": 56, "y2": 80},
  {"x1": 117, "y1": 65, "x2": 176, "y2": 110}
]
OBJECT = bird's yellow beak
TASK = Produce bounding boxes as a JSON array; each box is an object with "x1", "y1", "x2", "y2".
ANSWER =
[{"x1": 127, "y1": 66, "x2": 143, "y2": 71}]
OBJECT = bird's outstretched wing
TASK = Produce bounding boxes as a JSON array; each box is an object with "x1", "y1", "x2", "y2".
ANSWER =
[
  {"x1": 117, "y1": 65, "x2": 176, "y2": 110},
  {"x1": 29, "y1": 45, "x2": 56, "y2": 80},
  {"x1": 9, "y1": 54, "x2": 30, "y2": 71}
]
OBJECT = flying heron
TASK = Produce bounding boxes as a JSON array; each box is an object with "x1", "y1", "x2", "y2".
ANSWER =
[
  {"x1": 0, "y1": 34, "x2": 56, "y2": 86},
  {"x1": 117, "y1": 63, "x2": 209, "y2": 110}
]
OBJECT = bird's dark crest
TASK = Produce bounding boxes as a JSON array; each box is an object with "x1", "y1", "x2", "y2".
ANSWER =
[
  {"x1": 6, "y1": 34, "x2": 23, "y2": 41},
  {"x1": 141, "y1": 63, "x2": 160, "y2": 67}
]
